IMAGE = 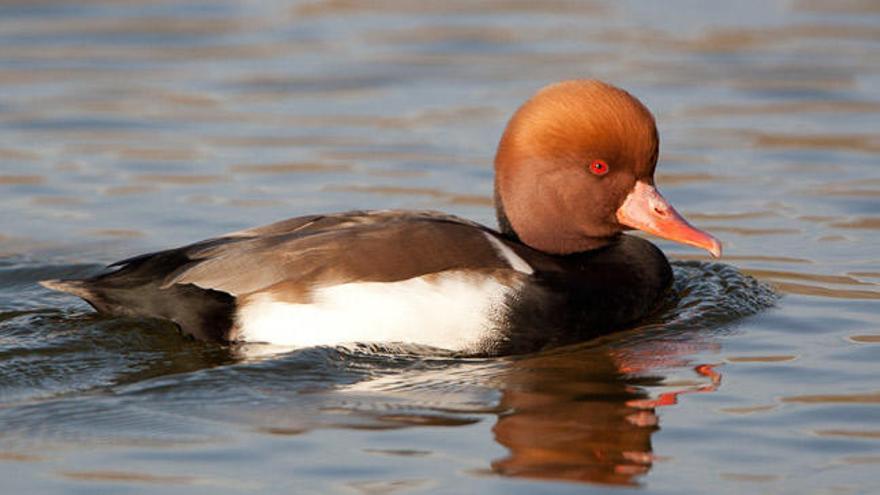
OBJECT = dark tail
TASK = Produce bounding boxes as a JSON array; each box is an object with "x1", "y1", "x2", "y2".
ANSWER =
[
  {"x1": 39, "y1": 277, "x2": 235, "y2": 342},
  {"x1": 39, "y1": 279, "x2": 96, "y2": 300}
]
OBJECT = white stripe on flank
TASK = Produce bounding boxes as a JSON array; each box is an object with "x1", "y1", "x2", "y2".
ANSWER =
[
  {"x1": 235, "y1": 271, "x2": 525, "y2": 353},
  {"x1": 483, "y1": 233, "x2": 534, "y2": 274}
]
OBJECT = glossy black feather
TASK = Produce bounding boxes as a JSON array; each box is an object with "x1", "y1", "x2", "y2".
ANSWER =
[{"x1": 489, "y1": 235, "x2": 673, "y2": 355}]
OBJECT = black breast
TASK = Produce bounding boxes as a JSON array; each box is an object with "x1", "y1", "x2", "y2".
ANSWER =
[{"x1": 491, "y1": 235, "x2": 674, "y2": 355}]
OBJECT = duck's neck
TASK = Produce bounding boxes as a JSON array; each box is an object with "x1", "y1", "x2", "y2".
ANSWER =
[
  {"x1": 494, "y1": 187, "x2": 520, "y2": 241},
  {"x1": 494, "y1": 186, "x2": 618, "y2": 255}
]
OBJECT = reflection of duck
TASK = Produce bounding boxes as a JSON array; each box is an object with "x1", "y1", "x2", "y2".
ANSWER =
[
  {"x1": 41, "y1": 80, "x2": 721, "y2": 355},
  {"x1": 491, "y1": 345, "x2": 720, "y2": 485}
]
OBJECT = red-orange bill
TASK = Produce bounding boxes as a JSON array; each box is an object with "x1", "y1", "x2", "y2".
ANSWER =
[{"x1": 616, "y1": 181, "x2": 722, "y2": 258}]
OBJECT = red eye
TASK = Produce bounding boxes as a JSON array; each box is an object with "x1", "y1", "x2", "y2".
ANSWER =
[{"x1": 589, "y1": 160, "x2": 609, "y2": 176}]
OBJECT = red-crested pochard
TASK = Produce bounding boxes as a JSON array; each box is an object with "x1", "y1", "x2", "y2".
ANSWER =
[{"x1": 41, "y1": 80, "x2": 721, "y2": 356}]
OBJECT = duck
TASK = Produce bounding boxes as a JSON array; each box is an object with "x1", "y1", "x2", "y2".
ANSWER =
[{"x1": 41, "y1": 80, "x2": 721, "y2": 356}]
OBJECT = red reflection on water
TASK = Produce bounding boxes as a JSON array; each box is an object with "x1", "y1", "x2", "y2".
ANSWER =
[{"x1": 491, "y1": 346, "x2": 721, "y2": 486}]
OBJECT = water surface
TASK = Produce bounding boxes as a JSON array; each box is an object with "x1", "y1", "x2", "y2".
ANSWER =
[{"x1": 1, "y1": 1, "x2": 879, "y2": 493}]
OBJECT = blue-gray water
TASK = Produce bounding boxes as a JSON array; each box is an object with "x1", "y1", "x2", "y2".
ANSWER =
[{"x1": 1, "y1": 1, "x2": 878, "y2": 493}]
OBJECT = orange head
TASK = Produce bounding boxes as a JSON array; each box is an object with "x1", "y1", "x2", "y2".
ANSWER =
[{"x1": 494, "y1": 80, "x2": 721, "y2": 257}]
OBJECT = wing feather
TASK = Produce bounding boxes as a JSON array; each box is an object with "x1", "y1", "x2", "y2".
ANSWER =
[{"x1": 160, "y1": 210, "x2": 513, "y2": 297}]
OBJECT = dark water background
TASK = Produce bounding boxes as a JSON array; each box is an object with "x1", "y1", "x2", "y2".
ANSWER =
[{"x1": 1, "y1": 1, "x2": 878, "y2": 493}]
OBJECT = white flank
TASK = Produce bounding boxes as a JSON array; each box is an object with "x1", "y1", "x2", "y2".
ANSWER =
[
  {"x1": 235, "y1": 271, "x2": 525, "y2": 352},
  {"x1": 483, "y1": 233, "x2": 534, "y2": 274}
]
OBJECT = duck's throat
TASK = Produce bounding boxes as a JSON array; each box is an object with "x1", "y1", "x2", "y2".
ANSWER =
[{"x1": 494, "y1": 188, "x2": 615, "y2": 254}]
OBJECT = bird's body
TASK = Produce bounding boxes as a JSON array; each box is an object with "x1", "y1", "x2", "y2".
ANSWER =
[{"x1": 41, "y1": 80, "x2": 720, "y2": 356}]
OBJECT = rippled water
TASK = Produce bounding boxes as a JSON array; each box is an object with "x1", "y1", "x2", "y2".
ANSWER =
[{"x1": 1, "y1": 1, "x2": 879, "y2": 493}]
